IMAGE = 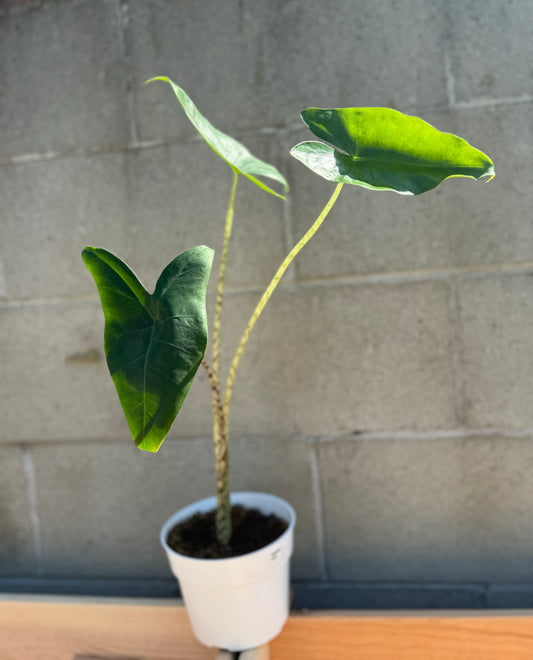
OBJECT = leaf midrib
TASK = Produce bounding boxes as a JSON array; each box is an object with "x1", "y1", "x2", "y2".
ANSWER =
[
  {"x1": 298, "y1": 142, "x2": 489, "y2": 172},
  {"x1": 346, "y1": 153, "x2": 485, "y2": 171},
  {"x1": 143, "y1": 320, "x2": 157, "y2": 436}
]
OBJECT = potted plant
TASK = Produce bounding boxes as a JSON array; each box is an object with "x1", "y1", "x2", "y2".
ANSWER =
[{"x1": 82, "y1": 78, "x2": 494, "y2": 651}]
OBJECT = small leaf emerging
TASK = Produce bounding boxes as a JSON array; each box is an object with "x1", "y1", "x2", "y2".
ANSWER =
[
  {"x1": 291, "y1": 107, "x2": 494, "y2": 195},
  {"x1": 82, "y1": 246, "x2": 214, "y2": 452},
  {"x1": 147, "y1": 77, "x2": 288, "y2": 198}
]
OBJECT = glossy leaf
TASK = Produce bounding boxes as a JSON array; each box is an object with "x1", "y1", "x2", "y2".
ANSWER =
[
  {"x1": 291, "y1": 107, "x2": 494, "y2": 195},
  {"x1": 147, "y1": 77, "x2": 288, "y2": 198},
  {"x1": 82, "y1": 245, "x2": 213, "y2": 452}
]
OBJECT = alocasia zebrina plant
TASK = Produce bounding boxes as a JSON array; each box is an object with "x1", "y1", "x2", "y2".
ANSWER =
[{"x1": 83, "y1": 79, "x2": 494, "y2": 546}]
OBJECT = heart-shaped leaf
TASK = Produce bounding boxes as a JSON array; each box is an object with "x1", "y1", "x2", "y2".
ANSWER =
[
  {"x1": 147, "y1": 77, "x2": 288, "y2": 198},
  {"x1": 82, "y1": 245, "x2": 213, "y2": 452},
  {"x1": 291, "y1": 107, "x2": 494, "y2": 195}
]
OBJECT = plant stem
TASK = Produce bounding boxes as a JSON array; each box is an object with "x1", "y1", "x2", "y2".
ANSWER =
[
  {"x1": 213, "y1": 171, "x2": 239, "y2": 384},
  {"x1": 211, "y1": 179, "x2": 343, "y2": 546},
  {"x1": 223, "y1": 181, "x2": 344, "y2": 424},
  {"x1": 210, "y1": 171, "x2": 238, "y2": 546},
  {"x1": 202, "y1": 359, "x2": 232, "y2": 545}
]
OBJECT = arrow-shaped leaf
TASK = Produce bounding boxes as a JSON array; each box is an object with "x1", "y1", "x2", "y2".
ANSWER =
[
  {"x1": 147, "y1": 77, "x2": 288, "y2": 198},
  {"x1": 82, "y1": 245, "x2": 214, "y2": 452},
  {"x1": 291, "y1": 107, "x2": 494, "y2": 195}
]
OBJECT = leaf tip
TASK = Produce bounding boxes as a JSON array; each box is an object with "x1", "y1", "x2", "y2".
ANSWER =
[
  {"x1": 272, "y1": 177, "x2": 290, "y2": 199},
  {"x1": 81, "y1": 245, "x2": 97, "y2": 265},
  {"x1": 144, "y1": 76, "x2": 169, "y2": 87},
  {"x1": 483, "y1": 161, "x2": 495, "y2": 182},
  {"x1": 136, "y1": 434, "x2": 166, "y2": 453},
  {"x1": 197, "y1": 244, "x2": 215, "y2": 262},
  {"x1": 273, "y1": 187, "x2": 288, "y2": 200}
]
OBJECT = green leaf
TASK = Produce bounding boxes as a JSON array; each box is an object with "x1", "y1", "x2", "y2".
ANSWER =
[
  {"x1": 291, "y1": 107, "x2": 494, "y2": 195},
  {"x1": 147, "y1": 77, "x2": 288, "y2": 198},
  {"x1": 82, "y1": 245, "x2": 214, "y2": 452}
]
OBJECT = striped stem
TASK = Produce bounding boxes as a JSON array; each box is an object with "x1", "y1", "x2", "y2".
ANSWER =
[{"x1": 223, "y1": 182, "x2": 344, "y2": 424}]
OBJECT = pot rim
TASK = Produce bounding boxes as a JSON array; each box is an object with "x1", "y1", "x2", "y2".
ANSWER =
[{"x1": 160, "y1": 491, "x2": 296, "y2": 565}]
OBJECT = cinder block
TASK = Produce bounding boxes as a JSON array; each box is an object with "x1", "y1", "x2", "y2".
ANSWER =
[
  {"x1": 320, "y1": 434, "x2": 533, "y2": 582},
  {"x1": 32, "y1": 436, "x2": 316, "y2": 579},
  {"x1": 430, "y1": 104, "x2": 533, "y2": 268},
  {"x1": 32, "y1": 438, "x2": 215, "y2": 578},
  {"x1": 129, "y1": 0, "x2": 448, "y2": 142},
  {"x1": 1, "y1": 152, "x2": 133, "y2": 301},
  {"x1": 221, "y1": 279, "x2": 456, "y2": 435},
  {"x1": 456, "y1": 274, "x2": 533, "y2": 429},
  {"x1": 288, "y1": 103, "x2": 523, "y2": 280},
  {"x1": 0, "y1": 446, "x2": 35, "y2": 575},
  {"x1": 1, "y1": 136, "x2": 286, "y2": 301},
  {"x1": 0, "y1": 302, "x2": 129, "y2": 443},
  {"x1": 0, "y1": 0, "x2": 129, "y2": 158},
  {"x1": 448, "y1": 0, "x2": 533, "y2": 103}
]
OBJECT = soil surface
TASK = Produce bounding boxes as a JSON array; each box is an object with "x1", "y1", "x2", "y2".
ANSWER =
[{"x1": 166, "y1": 504, "x2": 288, "y2": 559}]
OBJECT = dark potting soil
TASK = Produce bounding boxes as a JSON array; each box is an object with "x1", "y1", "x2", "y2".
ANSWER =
[{"x1": 166, "y1": 505, "x2": 288, "y2": 559}]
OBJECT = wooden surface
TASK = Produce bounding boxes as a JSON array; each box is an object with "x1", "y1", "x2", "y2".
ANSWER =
[
  {"x1": 271, "y1": 611, "x2": 533, "y2": 659},
  {"x1": 2, "y1": 595, "x2": 533, "y2": 659},
  {"x1": 0, "y1": 596, "x2": 213, "y2": 660}
]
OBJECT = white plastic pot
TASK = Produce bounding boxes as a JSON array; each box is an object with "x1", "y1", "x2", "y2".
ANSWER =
[{"x1": 160, "y1": 491, "x2": 296, "y2": 652}]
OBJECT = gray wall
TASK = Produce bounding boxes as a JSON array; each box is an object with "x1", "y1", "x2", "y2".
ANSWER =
[{"x1": 1, "y1": 0, "x2": 533, "y2": 607}]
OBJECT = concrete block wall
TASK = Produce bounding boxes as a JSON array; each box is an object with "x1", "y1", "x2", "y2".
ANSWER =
[{"x1": 1, "y1": 0, "x2": 532, "y2": 607}]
